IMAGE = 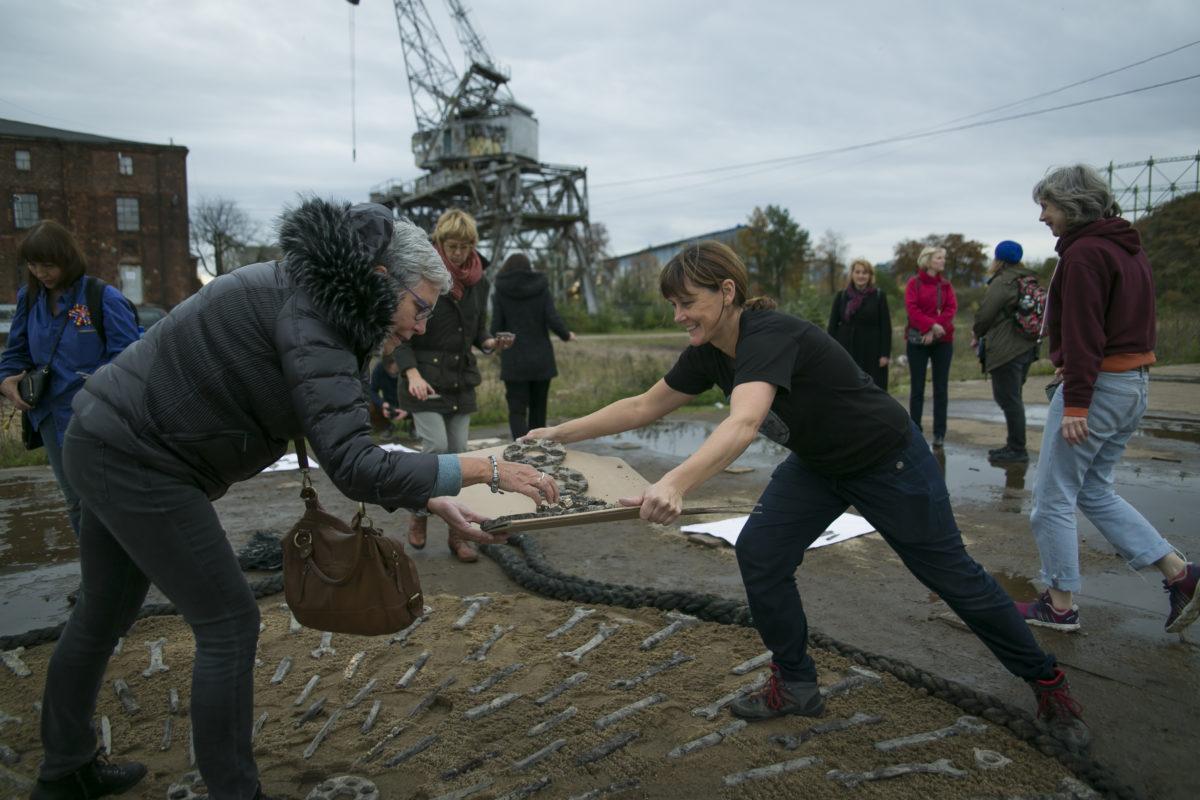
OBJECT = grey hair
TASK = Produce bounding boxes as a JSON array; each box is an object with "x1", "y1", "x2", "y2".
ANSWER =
[
  {"x1": 916, "y1": 246, "x2": 945, "y2": 270},
  {"x1": 1032, "y1": 164, "x2": 1121, "y2": 228},
  {"x1": 380, "y1": 217, "x2": 452, "y2": 295}
]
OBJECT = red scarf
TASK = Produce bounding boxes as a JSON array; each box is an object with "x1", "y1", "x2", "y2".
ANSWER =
[
  {"x1": 842, "y1": 284, "x2": 876, "y2": 322},
  {"x1": 436, "y1": 244, "x2": 483, "y2": 300}
]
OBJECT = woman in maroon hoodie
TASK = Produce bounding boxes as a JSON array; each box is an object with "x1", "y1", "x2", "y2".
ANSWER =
[
  {"x1": 1016, "y1": 164, "x2": 1198, "y2": 636},
  {"x1": 904, "y1": 246, "x2": 957, "y2": 447}
]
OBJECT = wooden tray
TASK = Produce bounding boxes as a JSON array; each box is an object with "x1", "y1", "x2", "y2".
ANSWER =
[{"x1": 485, "y1": 505, "x2": 748, "y2": 533}]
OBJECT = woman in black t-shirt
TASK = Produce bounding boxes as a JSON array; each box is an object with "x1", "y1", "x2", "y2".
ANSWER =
[{"x1": 527, "y1": 241, "x2": 1088, "y2": 746}]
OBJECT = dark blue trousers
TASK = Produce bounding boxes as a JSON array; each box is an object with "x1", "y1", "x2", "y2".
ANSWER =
[
  {"x1": 734, "y1": 423, "x2": 1055, "y2": 683},
  {"x1": 907, "y1": 340, "x2": 954, "y2": 438}
]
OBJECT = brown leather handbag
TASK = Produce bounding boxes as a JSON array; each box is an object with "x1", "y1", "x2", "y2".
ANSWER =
[{"x1": 282, "y1": 439, "x2": 424, "y2": 635}]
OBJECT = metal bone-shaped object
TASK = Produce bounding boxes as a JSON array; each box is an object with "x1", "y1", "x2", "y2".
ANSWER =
[
  {"x1": 724, "y1": 756, "x2": 823, "y2": 786},
  {"x1": 511, "y1": 738, "x2": 567, "y2": 771},
  {"x1": 381, "y1": 734, "x2": 437, "y2": 768},
  {"x1": 772, "y1": 711, "x2": 883, "y2": 749},
  {"x1": 161, "y1": 716, "x2": 173, "y2": 751},
  {"x1": 545, "y1": 607, "x2": 595, "y2": 640},
  {"x1": 820, "y1": 666, "x2": 883, "y2": 697},
  {"x1": 252, "y1": 712, "x2": 269, "y2": 741},
  {"x1": 343, "y1": 651, "x2": 367, "y2": 680},
  {"x1": 452, "y1": 595, "x2": 493, "y2": 630},
  {"x1": 468, "y1": 663, "x2": 524, "y2": 695},
  {"x1": 293, "y1": 675, "x2": 320, "y2": 706},
  {"x1": 100, "y1": 716, "x2": 112, "y2": 756},
  {"x1": 690, "y1": 672, "x2": 768, "y2": 720},
  {"x1": 428, "y1": 778, "x2": 494, "y2": 800},
  {"x1": 534, "y1": 672, "x2": 587, "y2": 705},
  {"x1": 464, "y1": 624, "x2": 512, "y2": 662},
  {"x1": 973, "y1": 748, "x2": 1013, "y2": 770},
  {"x1": 527, "y1": 705, "x2": 577, "y2": 737},
  {"x1": 1, "y1": 647, "x2": 31, "y2": 678},
  {"x1": 361, "y1": 699, "x2": 382, "y2": 734},
  {"x1": 306, "y1": 776, "x2": 380, "y2": 800},
  {"x1": 439, "y1": 749, "x2": 501, "y2": 780},
  {"x1": 390, "y1": 609, "x2": 431, "y2": 645},
  {"x1": 289, "y1": 613, "x2": 302, "y2": 634},
  {"x1": 406, "y1": 674, "x2": 456, "y2": 720},
  {"x1": 575, "y1": 729, "x2": 640, "y2": 765},
  {"x1": 594, "y1": 692, "x2": 666, "y2": 730},
  {"x1": 169, "y1": 687, "x2": 180, "y2": 715},
  {"x1": 166, "y1": 771, "x2": 207, "y2": 800},
  {"x1": 496, "y1": 776, "x2": 551, "y2": 800},
  {"x1": 826, "y1": 758, "x2": 968, "y2": 788},
  {"x1": 565, "y1": 779, "x2": 640, "y2": 800},
  {"x1": 559, "y1": 624, "x2": 618, "y2": 663},
  {"x1": 270, "y1": 656, "x2": 293, "y2": 685},
  {"x1": 463, "y1": 692, "x2": 521, "y2": 721},
  {"x1": 112, "y1": 678, "x2": 140, "y2": 715},
  {"x1": 395, "y1": 651, "x2": 431, "y2": 689},
  {"x1": 112, "y1": 638, "x2": 124, "y2": 655},
  {"x1": 311, "y1": 632, "x2": 336, "y2": 659},
  {"x1": 873, "y1": 715, "x2": 987, "y2": 751},
  {"x1": 303, "y1": 707, "x2": 343, "y2": 759},
  {"x1": 730, "y1": 651, "x2": 771, "y2": 676},
  {"x1": 610, "y1": 651, "x2": 692, "y2": 689},
  {"x1": 346, "y1": 678, "x2": 378, "y2": 709},
  {"x1": 293, "y1": 696, "x2": 327, "y2": 728},
  {"x1": 667, "y1": 719, "x2": 746, "y2": 758},
  {"x1": 188, "y1": 723, "x2": 195, "y2": 765},
  {"x1": 639, "y1": 612, "x2": 699, "y2": 651}
]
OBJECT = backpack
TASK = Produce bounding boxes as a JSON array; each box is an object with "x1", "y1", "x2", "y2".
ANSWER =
[
  {"x1": 1012, "y1": 275, "x2": 1046, "y2": 340},
  {"x1": 84, "y1": 276, "x2": 140, "y2": 347}
]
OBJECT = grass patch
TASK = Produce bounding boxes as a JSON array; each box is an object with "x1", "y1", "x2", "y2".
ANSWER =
[{"x1": 0, "y1": 403, "x2": 50, "y2": 469}]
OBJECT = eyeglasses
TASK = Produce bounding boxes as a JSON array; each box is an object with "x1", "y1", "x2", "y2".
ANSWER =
[{"x1": 401, "y1": 287, "x2": 436, "y2": 321}]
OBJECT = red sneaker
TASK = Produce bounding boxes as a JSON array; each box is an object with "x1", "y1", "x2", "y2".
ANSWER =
[
  {"x1": 1165, "y1": 562, "x2": 1200, "y2": 634},
  {"x1": 1029, "y1": 668, "x2": 1091, "y2": 750}
]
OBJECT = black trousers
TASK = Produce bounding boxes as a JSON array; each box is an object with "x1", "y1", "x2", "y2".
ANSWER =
[
  {"x1": 504, "y1": 379, "x2": 551, "y2": 440},
  {"x1": 907, "y1": 340, "x2": 954, "y2": 438},
  {"x1": 990, "y1": 349, "x2": 1036, "y2": 450}
]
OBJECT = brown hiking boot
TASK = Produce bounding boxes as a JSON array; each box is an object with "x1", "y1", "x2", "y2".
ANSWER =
[
  {"x1": 407, "y1": 515, "x2": 427, "y2": 550},
  {"x1": 1029, "y1": 668, "x2": 1091, "y2": 750},
  {"x1": 729, "y1": 663, "x2": 825, "y2": 721},
  {"x1": 448, "y1": 534, "x2": 478, "y2": 563}
]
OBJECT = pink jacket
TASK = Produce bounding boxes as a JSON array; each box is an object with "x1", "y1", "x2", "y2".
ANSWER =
[{"x1": 905, "y1": 271, "x2": 957, "y2": 343}]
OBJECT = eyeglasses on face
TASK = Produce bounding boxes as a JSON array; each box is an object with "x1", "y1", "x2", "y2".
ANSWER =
[{"x1": 401, "y1": 287, "x2": 435, "y2": 321}]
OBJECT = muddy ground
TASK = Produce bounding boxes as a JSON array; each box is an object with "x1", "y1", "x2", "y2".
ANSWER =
[{"x1": 1, "y1": 367, "x2": 1197, "y2": 798}]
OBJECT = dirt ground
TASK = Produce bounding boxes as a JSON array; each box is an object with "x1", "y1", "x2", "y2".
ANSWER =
[{"x1": 1, "y1": 367, "x2": 1198, "y2": 798}]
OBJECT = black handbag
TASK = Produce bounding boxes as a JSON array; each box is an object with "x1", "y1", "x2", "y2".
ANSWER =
[
  {"x1": 18, "y1": 314, "x2": 70, "y2": 408},
  {"x1": 906, "y1": 283, "x2": 944, "y2": 346},
  {"x1": 20, "y1": 411, "x2": 42, "y2": 451}
]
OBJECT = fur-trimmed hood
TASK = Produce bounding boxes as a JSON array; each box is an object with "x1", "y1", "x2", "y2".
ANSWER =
[{"x1": 279, "y1": 198, "x2": 398, "y2": 355}]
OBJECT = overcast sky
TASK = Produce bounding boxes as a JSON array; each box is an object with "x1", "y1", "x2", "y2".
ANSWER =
[{"x1": 2, "y1": 0, "x2": 1198, "y2": 266}]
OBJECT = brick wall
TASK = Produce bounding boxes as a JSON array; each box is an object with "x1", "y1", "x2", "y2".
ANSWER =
[{"x1": 1, "y1": 137, "x2": 198, "y2": 307}]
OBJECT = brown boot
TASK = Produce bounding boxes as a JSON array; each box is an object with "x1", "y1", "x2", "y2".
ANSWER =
[
  {"x1": 407, "y1": 515, "x2": 427, "y2": 550},
  {"x1": 448, "y1": 533, "x2": 478, "y2": 563}
]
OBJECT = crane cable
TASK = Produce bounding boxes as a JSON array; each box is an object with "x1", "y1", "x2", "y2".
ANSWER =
[{"x1": 349, "y1": 2, "x2": 358, "y2": 162}]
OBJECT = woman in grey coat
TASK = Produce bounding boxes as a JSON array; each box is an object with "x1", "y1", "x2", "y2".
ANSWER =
[
  {"x1": 971, "y1": 240, "x2": 1039, "y2": 463},
  {"x1": 33, "y1": 200, "x2": 557, "y2": 800}
]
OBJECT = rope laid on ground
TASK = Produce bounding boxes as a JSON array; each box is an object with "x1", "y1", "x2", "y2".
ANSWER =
[
  {"x1": 1, "y1": 532, "x2": 1136, "y2": 798},
  {"x1": 480, "y1": 533, "x2": 1140, "y2": 800}
]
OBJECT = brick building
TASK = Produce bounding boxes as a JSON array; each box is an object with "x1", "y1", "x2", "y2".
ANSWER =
[{"x1": 0, "y1": 118, "x2": 198, "y2": 308}]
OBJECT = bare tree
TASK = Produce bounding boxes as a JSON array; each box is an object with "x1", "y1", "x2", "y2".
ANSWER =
[
  {"x1": 813, "y1": 229, "x2": 848, "y2": 294},
  {"x1": 190, "y1": 197, "x2": 259, "y2": 277}
]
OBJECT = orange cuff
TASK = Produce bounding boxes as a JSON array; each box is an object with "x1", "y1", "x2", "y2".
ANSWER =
[{"x1": 1063, "y1": 407, "x2": 1088, "y2": 418}]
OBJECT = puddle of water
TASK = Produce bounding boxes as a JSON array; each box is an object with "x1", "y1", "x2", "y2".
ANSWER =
[
  {"x1": 0, "y1": 560, "x2": 76, "y2": 636},
  {"x1": 0, "y1": 475, "x2": 77, "y2": 569},
  {"x1": 950, "y1": 400, "x2": 1200, "y2": 445},
  {"x1": 600, "y1": 421, "x2": 789, "y2": 469}
]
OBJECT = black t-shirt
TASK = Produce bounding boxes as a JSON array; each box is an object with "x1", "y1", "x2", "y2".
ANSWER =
[{"x1": 664, "y1": 309, "x2": 910, "y2": 476}]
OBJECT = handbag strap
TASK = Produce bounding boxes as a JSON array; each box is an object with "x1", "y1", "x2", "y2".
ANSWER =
[
  {"x1": 935, "y1": 282, "x2": 943, "y2": 315},
  {"x1": 39, "y1": 304, "x2": 72, "y2": 372},
  {"x1": 294, "y1": 438, "x2": 315, "y2": 498}
]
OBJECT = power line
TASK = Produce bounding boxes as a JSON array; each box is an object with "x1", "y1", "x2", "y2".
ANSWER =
[
  {"x1": 592, "y1": 39, "x2": 1200, "y2": 190},
  {"x1": 592, "y1": 72, "x2": 1200, "y2": 206}
]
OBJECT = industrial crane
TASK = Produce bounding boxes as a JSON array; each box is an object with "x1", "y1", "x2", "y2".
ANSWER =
[{"x1": 363, "y1": 0, "x2": 598, "y2": 311}]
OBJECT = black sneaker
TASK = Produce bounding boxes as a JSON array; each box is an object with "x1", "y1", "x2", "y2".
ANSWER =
[
  {"x1": 31, "y1": 752, "x2": 147, "y2": 799},
  {"x1": 729, "y1": 663, "x2": 825, "y2": 721},
  {"x1": 989, "y1": 447, "x2": 1029, "y2": 464},
  {"x1": 1029, "y1": 668, "x2": 1091, "y2": 750},
  {"x1": 987, "y1": 446, "x2": 1007, "y2": 457}
]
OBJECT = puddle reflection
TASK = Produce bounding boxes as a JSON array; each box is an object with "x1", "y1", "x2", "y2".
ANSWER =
[{"x1": 0, "y1": 475, "x2": 76, "y2": 570}]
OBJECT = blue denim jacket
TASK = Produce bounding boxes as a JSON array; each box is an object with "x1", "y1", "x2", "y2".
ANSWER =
[{"x1": 0, "y1": 278, "x2": 140, "y2": 445}]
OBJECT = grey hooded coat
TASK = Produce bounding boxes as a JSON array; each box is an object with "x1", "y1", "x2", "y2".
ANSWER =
[{"x1": 71, "y1": 199, "x2": 448, "y2": 510}]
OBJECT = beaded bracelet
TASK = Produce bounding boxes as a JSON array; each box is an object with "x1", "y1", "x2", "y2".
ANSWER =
[{"x1": 488, "y1": 455, "x2": 501, "y2": 493}]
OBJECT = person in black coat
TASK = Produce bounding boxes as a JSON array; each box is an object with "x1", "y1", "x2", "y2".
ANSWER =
[
  {"x1": 826, "y1": 258, "x2": 892, "y2": 389},
  {"x1": 491, "y1": 253, "x2": 575, "y2": 440}
]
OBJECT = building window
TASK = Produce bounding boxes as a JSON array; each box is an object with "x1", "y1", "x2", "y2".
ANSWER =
[
  {"x1": 116, "y1": 197, "x2": 140, "y2": 231},
  {"x1": 15, "y1": 150, "x2": 31, "y2": 171},
  {"x1": 118, "y1": 264, "x2": 144, "y2": 305},
  {"x1": 13, "y1": 193, "x2": 39, "y2": 229},
  {"x1": 118, "y1": 153, "x2": 133, "y2": 175}
]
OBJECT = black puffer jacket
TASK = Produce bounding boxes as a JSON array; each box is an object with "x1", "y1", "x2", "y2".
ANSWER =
[
  {"x1": 71, "y1": 199, "x2": 441, "y2": 509},
  {"x1": 393, "y1": 262, "x2": 490, "y2": 416},
  {"x1": 491, "y1": 270, "x2": 570, "y2": 382}
]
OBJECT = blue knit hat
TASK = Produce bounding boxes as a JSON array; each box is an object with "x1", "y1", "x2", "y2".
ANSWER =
[{"x1": 994, "y1": 240, "x2": 1023, "y2": 264}]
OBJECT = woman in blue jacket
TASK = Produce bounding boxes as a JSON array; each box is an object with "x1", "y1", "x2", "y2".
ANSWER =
[{"x1": 0, "y1": 220, "x2": 139, "y2": 535}]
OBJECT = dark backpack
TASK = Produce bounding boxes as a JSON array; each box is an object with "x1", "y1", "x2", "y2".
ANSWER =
[
  {"x1": 84, "y1": 276, "x2": 140, "y2": 347},
  {"x1": 1013, "y1": 275, "x2": 1046, "y2": 340}
]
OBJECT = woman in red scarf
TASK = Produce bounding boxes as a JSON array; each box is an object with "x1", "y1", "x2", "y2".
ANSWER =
[
  {"x1": 826, "y1": 258, "x2": 892, "y2": 390},
  {"x1": 394, "y1": 209, "x2": 511, "y2": 562}
]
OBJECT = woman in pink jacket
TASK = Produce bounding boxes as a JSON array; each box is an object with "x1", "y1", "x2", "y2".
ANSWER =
[{"x1": 905, "y1": 246, "x2": 957, "y2": 447}]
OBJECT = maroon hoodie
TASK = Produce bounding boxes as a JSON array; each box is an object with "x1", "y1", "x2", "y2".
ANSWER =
[{"x1": 1047, "y1": 217, "x2": 1157, "y2": 415}]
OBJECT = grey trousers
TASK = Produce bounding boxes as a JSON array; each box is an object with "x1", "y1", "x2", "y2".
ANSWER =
[
  {"x1": 40, "y1": 415, "x2": 81, "y2": 536},
  {"x1": 42, "y1": 426, "x2": 260, "y2": 798},
  {"x1": 412, "y1": 410, "x2": 471, "y2": 455}
]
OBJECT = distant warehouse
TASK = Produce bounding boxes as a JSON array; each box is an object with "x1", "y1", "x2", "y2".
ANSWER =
[{"x1": 0, "y1": 118, "x2": 198, "y2": 308}]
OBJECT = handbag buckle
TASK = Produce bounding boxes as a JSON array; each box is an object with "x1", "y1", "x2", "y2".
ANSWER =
[{"x1": 293, "y1": 530, "x2": 313, "y2": 559}]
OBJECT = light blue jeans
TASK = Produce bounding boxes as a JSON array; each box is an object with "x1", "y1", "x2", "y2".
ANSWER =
[
  {"x1": 1030, "y1": 369, "x2": 1173, "y2": 592},
  {"x1": 41, "y1": 415, "x2": 82, "y2": 536}
]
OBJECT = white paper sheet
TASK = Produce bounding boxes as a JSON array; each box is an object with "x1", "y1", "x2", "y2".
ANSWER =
[
  {"x1": 680, "y1": 512, "x2": 875, "y2": 549},
  {"x1": 261, "y1": 442, "x2": 418, "y2": 473}
]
